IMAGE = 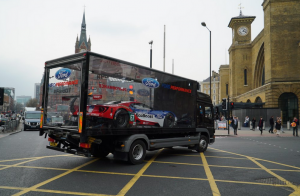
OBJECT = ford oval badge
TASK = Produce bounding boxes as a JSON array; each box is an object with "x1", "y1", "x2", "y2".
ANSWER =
[
  {"x1": 142, "y1": 78, "x2": 160, "y2": 88},
  {"x1": 55, "y1": 68, "x2": 71, "y2": 80}
]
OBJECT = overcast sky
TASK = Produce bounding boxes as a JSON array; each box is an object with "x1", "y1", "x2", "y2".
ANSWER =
[{"x1": 0, "y1": 0, "x2": 264, "y2": 98}]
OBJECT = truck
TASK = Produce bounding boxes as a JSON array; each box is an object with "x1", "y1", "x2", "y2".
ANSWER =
[{"x1": 39, "y1": 52, "x2": 215, "y2": 164}]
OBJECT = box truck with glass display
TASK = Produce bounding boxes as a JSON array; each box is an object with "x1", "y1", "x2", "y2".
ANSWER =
[{"x1": 39, "y1": 52, "x2": 215, "y2": 164}]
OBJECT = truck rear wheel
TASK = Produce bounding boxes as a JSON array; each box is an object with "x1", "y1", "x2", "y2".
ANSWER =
[
  {"x1": 196, "y1": 135, "x2": 208, "y2": 152},
  {"x1": 113, "y1": 109, "x2": 129, "y2": 128},
  {"x1": 92, "y1": 144, "x2": 110, "y2": 158},
  {"x1": 128, "y1": 140, "x2": 146, "y2": 164}
]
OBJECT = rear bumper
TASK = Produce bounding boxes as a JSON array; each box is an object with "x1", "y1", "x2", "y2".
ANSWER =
[{"x1": 46, "y1": 145, "x2": 91, "y2": 157}]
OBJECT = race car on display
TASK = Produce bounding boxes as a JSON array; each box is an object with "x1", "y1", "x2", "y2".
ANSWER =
[{"x1": 85, "y1": 101, "x2": 177, "y2": 129}]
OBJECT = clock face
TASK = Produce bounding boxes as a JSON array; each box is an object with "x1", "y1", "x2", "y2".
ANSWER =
[{"x1": 238, "y1": 26, "x2": 249, "y2": 36}]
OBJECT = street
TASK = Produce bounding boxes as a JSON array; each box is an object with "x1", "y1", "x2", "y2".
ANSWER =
[{"x1": 0, "y1": 130, "x2": 299, "y2": 196}]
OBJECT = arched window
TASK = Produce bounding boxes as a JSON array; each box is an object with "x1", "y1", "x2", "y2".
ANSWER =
[
  {"x1": 262, "y1": 66, "x2": 265, "y2": 86},
  {"x1": 244, "y1": 69, "x2": 247, "y2": 85},
  {"x1": 226, "y1": 84, "x2": 228, "y2": 95}
]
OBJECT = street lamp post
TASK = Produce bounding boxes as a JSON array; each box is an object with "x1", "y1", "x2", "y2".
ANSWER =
[
  {"x1": 201, "y1": 22, "x2": 211, "y2": 98},
  {"x1": 149, "y1": 40, "x2": 153, "y2": 68}
]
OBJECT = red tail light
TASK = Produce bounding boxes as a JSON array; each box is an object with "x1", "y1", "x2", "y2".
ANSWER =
[
  {"x1": 99, "y1": 106, "x2": 109, "y2": 113},
  {"x1": 79, "y1": 143, "x2": 91, "y2": 148},
  {"x1": 48, "y1": 137, "x2": 55, "y2": 142}
]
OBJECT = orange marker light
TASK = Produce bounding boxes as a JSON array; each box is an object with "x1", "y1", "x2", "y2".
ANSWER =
[
  {"x1": 40, "y1": 109, "x2": 44, "y2": 128},
  {"x1": 79, "y1": 112, "x2": 83, "y2": 133}
]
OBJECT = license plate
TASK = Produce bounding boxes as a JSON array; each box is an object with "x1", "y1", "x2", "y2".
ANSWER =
[
  {"x1": 50, "y1": 142, "x2": 58, "y2": 147},
  {"x1": 31, "y1": 126, "x2": 36, "y2": 128}
]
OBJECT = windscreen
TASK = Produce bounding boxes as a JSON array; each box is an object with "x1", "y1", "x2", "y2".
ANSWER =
[
  {"x1": 25, "y1": 113, "x2": 40, "y2": 119},
  {"x1": 45, "y1": 63, "x2": 82, "y2": 127},
  {"x1": 86, "y1": 55, "x2": 196, "y2": 130},
  {"x1": 52, "y1": 117, "x2": 63, "y2": 123}
]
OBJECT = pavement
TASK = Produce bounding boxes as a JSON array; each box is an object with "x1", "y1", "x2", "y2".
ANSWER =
[{"x1": 215, "y1": 126, "x2": 299, "y2": 137}]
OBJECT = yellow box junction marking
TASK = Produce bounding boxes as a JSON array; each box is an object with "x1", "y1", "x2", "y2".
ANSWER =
[
  {"x1": 12, "y1": 158, "x2": 99, "y2": 196},
  {"x1": 210, "y1": 147, "x2": 300, "y2": 195},
  {"x1": 117, "y1": 149, "x2": 162, "y2": 196},
  {"x1": 200, "y1": 152, "x2": 221, "y2": 196}
]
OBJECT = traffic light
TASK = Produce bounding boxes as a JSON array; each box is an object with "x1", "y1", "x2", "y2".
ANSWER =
[
  {"x1": 222, "y1": 98, "x2": 227, "y2": 110},
  {"x1": 230, "y1": 102, "x2": 234, "y2": 109},
  {"x1": 0, "y1": 88, "x2": 4, "y2": 105}
]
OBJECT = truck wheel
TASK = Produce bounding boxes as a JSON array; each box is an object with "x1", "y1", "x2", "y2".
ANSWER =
[
  {"x1": 128, "y1": 140, "x2": 146, "y2": 164},
  {"x1": 113, "y1": 109, "x2": 129, "y2": 128},
  {"x1": 93, "y1": 150, "x2": 110, "y2": 158},
  {"x1": 163, "y1": 113, "x2": 175, "y2": 128},
  {"x1": 91, "y1": 144, "x2": 110, "y2": 158},
  {"x1": 196, "y1": 135, "x2": 208, "y2": 152}
]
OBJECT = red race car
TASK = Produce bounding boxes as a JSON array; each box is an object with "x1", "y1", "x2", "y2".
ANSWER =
[{"x1": 86, "y1": 101, "x2": 177, "y2": 128}]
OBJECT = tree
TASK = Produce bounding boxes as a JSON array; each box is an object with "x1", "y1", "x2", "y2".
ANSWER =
[
  {"x1": 15, "y1": 102, "x2": 24, "y2": 113},
  {"x1": 26, "y1": 98, "x2": 38, "y2": 108}
]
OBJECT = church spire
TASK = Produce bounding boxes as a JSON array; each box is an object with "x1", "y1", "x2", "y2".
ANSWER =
[{"x1": 75, "y1": 9, "x2": 91, "y2": 53}]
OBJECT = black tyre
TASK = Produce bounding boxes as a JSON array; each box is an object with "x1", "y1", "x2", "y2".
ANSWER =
[
  {"x1": 128, "y1": 140, "x2": 146, "y2": 164},
  {"x1": 196, "y1": 135, "x2": 208, "y2": 152},
  {"x1": 113, "y1": 109, "x2": 129, "y2": 128},
  {"x1": 91, "y1": 144, "x2": 110, "y2": 158},
  {"x1": 163, "y1": 113, "x2": 175, "y2": 128},
  {"x1": 23, "y1": 126, "x2": 27, "y2": 131}
]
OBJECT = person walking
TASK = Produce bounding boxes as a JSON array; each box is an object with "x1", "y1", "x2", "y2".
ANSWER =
[
  {"x1": 275, "y1": 117, "x2": 281, "y2": 137},
  {"x1": 269, "y1": 116, "x2": 274, "y2": 133},
  {"x1": 233, "y1": 116, "x2": 238, "y2": 135},
  {"x1": 252, "y1": 117, "x2": 256, "y2": 131},
  {"x1": 292, "y1": 117, "x2": 299, "y2": 137},
  {"x1": 258, "y1": 116, "x2": 264, "y2": 135}
]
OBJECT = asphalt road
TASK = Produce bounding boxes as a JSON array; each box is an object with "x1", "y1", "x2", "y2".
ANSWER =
[{"x1": 0, "y1": 131, "x2": 299, "y2": 196}]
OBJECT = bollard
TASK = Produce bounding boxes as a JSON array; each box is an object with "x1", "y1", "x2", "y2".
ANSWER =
[
  {"x1": 287, "y1": 120, "x2": 290, "y2": 130},
  {"x1": 250, "y1": 122, "x2": 252, "y2": 130},
  {"x1": 238, "y1": 120, "x2": 241, "y2": 130},
  {"x1": 263, "y1": 121, "x2": 265, "y2": 130}
]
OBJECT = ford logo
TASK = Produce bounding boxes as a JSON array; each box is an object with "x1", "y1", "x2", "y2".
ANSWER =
[
  {"x1": 137, "y1": 89, "x2": 150, "y2": 96},
  {"x1": 142, "y1": 78, "x2": 160, "y2": 88},
  {"x1": 55, "y1": 68, "x2": 71, "y2": 80}
]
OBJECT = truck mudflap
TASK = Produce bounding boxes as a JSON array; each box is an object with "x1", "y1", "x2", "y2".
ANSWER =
[{"x1": 46, "y1": 145, "x2": 92, "y2": 157}]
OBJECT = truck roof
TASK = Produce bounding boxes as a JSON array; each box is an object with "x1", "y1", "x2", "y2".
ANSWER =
[{"x1": 45, "y1": 51, "x2": 198, "y2": 84}]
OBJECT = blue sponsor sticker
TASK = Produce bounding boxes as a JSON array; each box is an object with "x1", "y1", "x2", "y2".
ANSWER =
[
  {"x1": 142, "y1": 78, "x2": 160, "y2": 88},
  {"x1": 55, "y1": 68, "x2": 71, "y2": 80},
  {"x1": 155, "y1": 114, "x2": 164, "y2": 119}
]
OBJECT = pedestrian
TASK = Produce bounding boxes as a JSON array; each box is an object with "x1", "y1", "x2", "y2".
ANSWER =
[
  {"x1": 233, "y1": 116, "x2": 238, "y2": 135},
  {"x1": 258, "y1": 116, "x2": 264, "y2": 135},
  {"x1": 279, "y1": 117, "x2": 284, "y2": 133},
  {"x1": 292, "y1": 117, "x2": 299, "y2": 137},
  {"x1": 275, "y1": 117, "x2": 281, "y2": 137},
  {"x1": 269, "y1": 116, "x2": 274, "y2": 133},
  {"x1": 244, "y1": 116, "x2": 249, "y2": 127},
  {"x1": 252, "y1": 117, "x2": 256, "y2": 131}
]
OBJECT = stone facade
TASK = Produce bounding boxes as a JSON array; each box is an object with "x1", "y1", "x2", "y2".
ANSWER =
[
  {"x1": 219, "y1": 0, "x2": 300, "y2": 122},
  {"x1": 199, "y1": 71, "x2": 220, "y2": 106}
]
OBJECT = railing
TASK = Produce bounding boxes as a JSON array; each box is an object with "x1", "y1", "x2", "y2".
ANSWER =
[{"x1": 0, "y1": 120, "x2": 20, "y2": 133}]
